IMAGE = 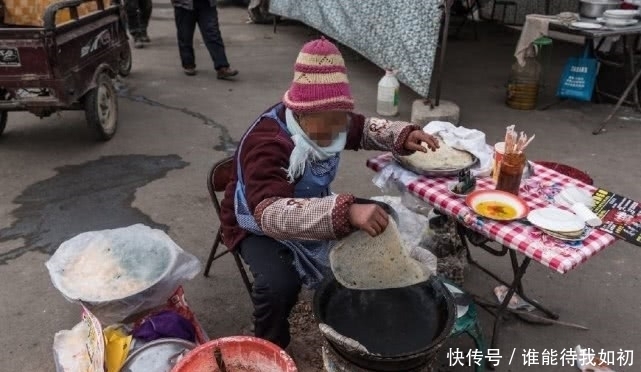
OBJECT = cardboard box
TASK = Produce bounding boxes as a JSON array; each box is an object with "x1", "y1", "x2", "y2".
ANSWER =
[{"x1": 3, "y1": 0, "x2": 98, "y2": 27}]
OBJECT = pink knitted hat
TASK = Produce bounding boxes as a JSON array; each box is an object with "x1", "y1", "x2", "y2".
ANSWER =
[{"x1": 283, "y1": 37, "x2": 355, "y2": 113}]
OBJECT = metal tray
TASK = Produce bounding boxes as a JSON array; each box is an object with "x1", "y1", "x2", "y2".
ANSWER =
[
  {"x1": 393, "y1": 154, "x2": 480, "y2": 177},
  {"x1": 120, "y1": 338, "x2": 196, "y2": 372}
]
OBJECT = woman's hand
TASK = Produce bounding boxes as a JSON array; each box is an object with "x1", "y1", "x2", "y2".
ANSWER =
[
  {"x1": 404, "y1": 130, "x2": 439, "y2": 152},
  {"x1": 348, "y1": 204, "x2": 389, "y2": 237}
]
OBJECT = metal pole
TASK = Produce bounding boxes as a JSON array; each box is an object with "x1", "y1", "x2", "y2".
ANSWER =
[{"x1": 434, "y1": 0, "x2": 453, "y2": 107}]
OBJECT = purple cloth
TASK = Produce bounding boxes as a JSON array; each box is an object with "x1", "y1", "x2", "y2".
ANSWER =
[{"x1": 132, "y1": 310, "x2": 196, "y2": 342}]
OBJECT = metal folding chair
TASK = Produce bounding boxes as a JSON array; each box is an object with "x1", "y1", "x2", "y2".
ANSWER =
[
  {"x1": 203, "y1": 156, "x2": 253, "y2": 296},
  {"x1": 451, "y1": 0, "x2": 480, "y2": 40},
  {"x1": 491, "y1": 0, "x2": 517, "y2": 25}
]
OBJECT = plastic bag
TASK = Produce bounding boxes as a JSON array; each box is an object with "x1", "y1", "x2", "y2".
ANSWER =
[
  {"x1": 104, "y1": 324, "x2": 133, "y2": 372},
  {"x1": 494, "y1": 285, "x2": 535, "y2": 311},
  {"x1": 575, "y1": 345, "x2": 617, "y2": 372},
  {"x1": 53, "y1": 306, "x2": 105, "y2": 372},
  {"x1": 557, "y1": 44, "x2": 599, "y2": 102},
  {"x1": 131, "y1": 286, "x2": 210, "y2": 345},
  {"x1": 370, "y1": 195, "x2": 437, "y2": 274},
  {"x1": 46, "y1": 224, "x2": 202, "y2": 324},
  {"x1": 371, "y1": 167, "x2": 433, "y2": 216}
]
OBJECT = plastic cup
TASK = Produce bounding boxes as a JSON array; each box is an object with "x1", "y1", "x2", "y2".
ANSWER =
[{"x1": 492, "y1": 142, "x2": 505, "y2": 183}]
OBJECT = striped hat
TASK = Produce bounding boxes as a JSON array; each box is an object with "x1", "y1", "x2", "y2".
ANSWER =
[{"x1": 283, "y1": 37, "x2": 355, "y2": 113}]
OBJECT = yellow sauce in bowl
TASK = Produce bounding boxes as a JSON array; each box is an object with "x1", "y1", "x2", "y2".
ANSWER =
[{"x1": 475, "y1": 201, "x2": 518, "y2": 220}]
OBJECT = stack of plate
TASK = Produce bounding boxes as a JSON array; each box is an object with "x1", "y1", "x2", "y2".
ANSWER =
[
  {"x1": 527, "y1": 207, "x2": 588, "y2": 241},
  {"x1": 598, "y1": 9, "x2": 639, "y2": 27},
  {"x1": 554, "y1": 186, "x2": 594, "y2": 209}
]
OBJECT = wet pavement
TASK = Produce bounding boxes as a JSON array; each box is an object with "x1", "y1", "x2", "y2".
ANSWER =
[
  {"x1": 0, "y1": 5, "x2": 639, "y2": 372},
  {"x1": 0, "y1": 155, "x2": 187, "y2": 264}
]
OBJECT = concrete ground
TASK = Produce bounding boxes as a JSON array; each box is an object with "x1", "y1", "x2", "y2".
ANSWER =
[{"x1": 0, "y1": 5, "x2": 640, "y2": 372}]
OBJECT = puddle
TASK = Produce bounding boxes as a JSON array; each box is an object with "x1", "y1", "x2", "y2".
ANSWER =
[{"x1": 0, "y1": 154, "x2": 188, "y2": 264}]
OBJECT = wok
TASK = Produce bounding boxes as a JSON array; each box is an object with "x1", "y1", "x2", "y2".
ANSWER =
[{"x1": 313, "y1": 272, "x2": 455, "y2": 371}]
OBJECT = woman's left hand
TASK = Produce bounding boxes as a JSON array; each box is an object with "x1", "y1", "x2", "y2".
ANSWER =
[{"x1": 404, "y1": 130, "x2": 439, "y2": 152}]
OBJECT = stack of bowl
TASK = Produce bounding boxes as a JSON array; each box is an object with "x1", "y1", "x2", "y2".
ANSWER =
[{"x1": 599, "y1": 8, "x2": 640, "y2": 27}]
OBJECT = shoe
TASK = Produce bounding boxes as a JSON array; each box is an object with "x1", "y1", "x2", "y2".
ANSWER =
[
  {"x1": 133, "y1": 37, "x2": 144, "y2": 49},
  {"x1": 217, "y1": 67, "x2": 238, "y2": 80},
  {"x1": 183, "y1": 67, "x2": 197, "y2": 76},
  {"x1": 140, "y1": 33, "x2": 151, "y2": 43}
]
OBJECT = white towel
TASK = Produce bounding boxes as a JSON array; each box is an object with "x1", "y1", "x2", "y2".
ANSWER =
[
  {"x1": 424, "y1": 121, "x2": 493, "y2": 177},
  {"x1": 515, "y1": 15, "x2": 552, "y2": 66}
]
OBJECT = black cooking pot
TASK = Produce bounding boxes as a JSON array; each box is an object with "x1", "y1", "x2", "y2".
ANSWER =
[{"x1": 313, "y1": 272, "x2": 456, "y2": 371}]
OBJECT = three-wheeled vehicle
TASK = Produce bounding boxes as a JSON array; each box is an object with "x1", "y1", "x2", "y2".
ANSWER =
[{"x1": 0, "y1": 0, "x2": 131, "y2": 140}]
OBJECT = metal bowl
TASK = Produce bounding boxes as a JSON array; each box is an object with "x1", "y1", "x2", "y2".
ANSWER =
[
  {"x1": 120, "y1": 338, "x2": 196, "y2": 372},
  {"x1": 579, "y1": 0, "x2": 622, "y2": 18},
  {"x1": 393, "y1": 154, "x2": 479, "y2": 177}
]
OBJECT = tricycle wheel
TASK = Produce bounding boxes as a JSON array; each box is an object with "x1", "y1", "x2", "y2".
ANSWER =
[
  {"x1": 84, "y1": 73, "x2": 118, "y2": 141},
  {"x1": 119, "y1": 45, "x2": 132, "y2": 77},
  {"x1": 0, "y1": 111, "x2": 6, "y2": 136}
]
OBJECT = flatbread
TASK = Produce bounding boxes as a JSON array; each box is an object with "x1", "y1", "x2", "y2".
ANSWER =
[
  {"x1": 330, "y1": 218, "x2": 430, "y2": 290},
  {"x1": 399, "y1": 137, "x2": 474, "y2": 170}
]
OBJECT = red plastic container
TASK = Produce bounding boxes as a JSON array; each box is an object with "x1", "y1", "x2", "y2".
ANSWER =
[
  {"x1": 171, "y1": 336, "x2": 298, "y2": 372},
  {"x1": 622, "y1": 2, "x2": 639, "y2": 9}
]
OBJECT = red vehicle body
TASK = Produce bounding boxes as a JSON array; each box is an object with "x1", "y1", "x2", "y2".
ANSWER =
[{"x1": 0, "y1": 0, "x2": 131, "y2": 140}]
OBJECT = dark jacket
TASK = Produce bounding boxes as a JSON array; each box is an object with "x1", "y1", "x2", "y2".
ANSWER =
[{"x1": 171, "y1": 0, "x2": 216, "y2": 10}]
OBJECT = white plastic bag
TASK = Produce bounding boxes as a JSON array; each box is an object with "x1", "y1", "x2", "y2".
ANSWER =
[
  {"x1": 371, "y1": 165, "x2": 433, "y2": 216},
  {"x1": 370, "y1": 195, "x2": 437, "y2": 274},
  {"x1": 424, "y1": 121, "x2": 493, "y2": 177},
  {"x1": 46, "y1": 224, "x2": 201, "y2": 324},
  {"x1": 53, "y1": 307, "x2": 104, "y2": 372}
]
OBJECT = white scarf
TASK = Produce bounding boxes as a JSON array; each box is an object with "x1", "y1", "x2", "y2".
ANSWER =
[{"x1": 284, "y1": 108, "x2": 346, "y2": 183}]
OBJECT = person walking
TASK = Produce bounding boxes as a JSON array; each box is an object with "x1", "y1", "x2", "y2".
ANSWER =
[
  {"x1": 171, "y1": 0, "x2": 239, "y2": 78},
  {"x1": 126, "y1": 0, "x2": 152, "y2": 49}
]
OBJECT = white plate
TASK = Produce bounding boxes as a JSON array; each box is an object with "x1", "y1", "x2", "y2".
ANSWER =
[
  {"x1": 598, "y1": 17, "x2": 639, "y2": 27},
  {"x1": 560, "y1": 186, "x2": 595, "y2": 208},
  {"x1": 603, "y1": 9, "x2": 639, "y2": 19},
  {"x1": 554, "y1": 193, "x2": 571, "y2": 209},
  {"x1": 527, "y1": 207, "x2": 586, "y2": 233},
  {"x1": 571, "y1": 21, "x2": 603, "y2": 29}
]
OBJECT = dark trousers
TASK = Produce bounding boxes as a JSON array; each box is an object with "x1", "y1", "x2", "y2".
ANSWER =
[
  {"x1": 126, "y1": 0, "x2": 152, "y2": 36},
  {"x1": 239, "y1": 235, "x2": 302, "y2": 349},
  {"x1": 173, "y1": 0, "x2": 230, "y2": 70}
]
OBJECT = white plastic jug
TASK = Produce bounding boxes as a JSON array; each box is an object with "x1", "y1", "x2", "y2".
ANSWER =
[{"x1": 376, "y1": 70, "x2": 400, "y2": 116}]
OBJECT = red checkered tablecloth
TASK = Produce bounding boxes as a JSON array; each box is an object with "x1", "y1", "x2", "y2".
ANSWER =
[{"x1": 367, "y1": 153, "x2": 618, "y2": 275}]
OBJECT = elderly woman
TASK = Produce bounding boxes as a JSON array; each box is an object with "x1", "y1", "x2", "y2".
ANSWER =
[{"x1": 220, "y1": 37, "x2": 439, "y2": 349}]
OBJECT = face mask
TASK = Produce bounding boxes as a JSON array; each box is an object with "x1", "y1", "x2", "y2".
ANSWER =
[{"x1": 283, "y1": 109, "x2": 346, "y2": 183}]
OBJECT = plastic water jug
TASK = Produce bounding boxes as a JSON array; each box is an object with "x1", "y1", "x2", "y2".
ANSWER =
[
  {"x1": 376, "y1": 70, "x2": 400, "y2": 116},
  {"x1": 506, "y1": 45, "x2": 541, "y2": 110}
]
